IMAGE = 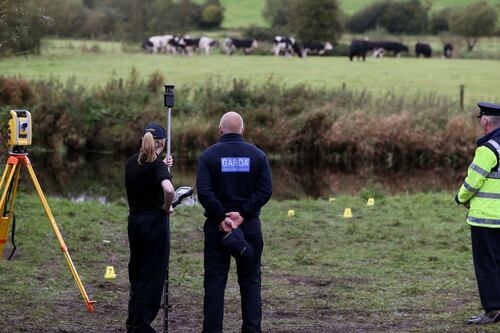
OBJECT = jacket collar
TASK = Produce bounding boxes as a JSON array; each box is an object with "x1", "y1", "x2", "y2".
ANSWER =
[
  {"x1": 219, "y1": 133, "x2": 244, "y2": 142},
  {"x1": 477, "y1": 127, "x2": 500, "y2": 146}
]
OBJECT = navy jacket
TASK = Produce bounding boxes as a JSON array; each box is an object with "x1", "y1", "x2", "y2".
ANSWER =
[{"x1": 196, "y1": 133, "x2": 272, "y2": 232}]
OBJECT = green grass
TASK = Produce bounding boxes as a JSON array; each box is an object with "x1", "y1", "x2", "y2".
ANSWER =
[
  {"x1": 0, "y1": 192, "x2": 497, "y2": 332},
  {"x1": 2, "y1": 39, "x2": 500, "y2": 103}
]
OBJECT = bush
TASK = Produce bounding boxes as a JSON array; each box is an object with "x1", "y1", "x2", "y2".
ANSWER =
[
  {"x1": 378, "y1": 0, "x2": 429, "y2": 35},
  {"x1": 430, "y1": 7, "x2": 455, "y2": 34},
  {"x1": 201, "y1": 4, "x2": 224, "y2": 29},
  {"x1": 287, "y1": 0, "x2": 343, "y2": 43},
  {"x1": 0, "y1": 74, "x2": 482, "y2": 167},
  {"x1": 346, "y1": 1, "x2": 391, "y2": 33}
]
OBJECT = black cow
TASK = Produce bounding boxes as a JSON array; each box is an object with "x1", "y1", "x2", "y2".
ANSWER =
[
  {"x1": 368, "y1": 41, "x2": 409, "y2": 57},
  {"x1": 415, "y1": 42, "x2": 432, "y2": 58},
  {"x1": 302, "y1": 42, "x2": 333, "y2": 57},
  {"x1": 349, "y1": 40, "x2": 369, "y2": 61},
  {"x1": 443, "y1": 43, "x2": 453, "y2": 58},
  {"x1": 223, "y1": 38, "x2": 258, "y2": 55}
]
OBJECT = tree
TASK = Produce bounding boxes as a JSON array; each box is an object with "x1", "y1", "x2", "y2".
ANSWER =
[
  {"x1": 450, "y1": 1, "x2": 498, "y2": 51},
  {"x1": 201, "y1": 4, "x2": 224, "y2": 29},
  {"x1": 263, "y1": 0, "x2": 291, "y2": 29},
  {"x1": 287, "y1": 0, "x2": 343, "y2": 43},
  {"x1": 0, "y1": 0, "x2": 51, "y2": 56},
  {"x1": 346, "y1": 0, "x2": 391, "y2": 33},
  {"x1": 378, "y1": 0, "x2": 429, "y2": 34}
]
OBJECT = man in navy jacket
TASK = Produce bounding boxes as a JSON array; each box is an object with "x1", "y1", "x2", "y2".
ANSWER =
[{"x1": 196, "y1": 111, "x2": 272, "y2": 333}]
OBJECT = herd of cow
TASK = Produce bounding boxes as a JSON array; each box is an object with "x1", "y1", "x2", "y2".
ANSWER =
[
  {"x1": 349, "y1": 40, "x2": 453, "y2": 61},
  {"x1": 142, "y1": 34, "x2": 454, "y2": 60}
]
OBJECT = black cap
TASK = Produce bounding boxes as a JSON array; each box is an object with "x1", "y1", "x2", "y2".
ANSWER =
[
  {"x1": 143, "y1": 123, "x2": 166, "y2": 139},
  {"x1": 478, "y1": 102, "x2": 500, "y2": 118},
  {"x1": 221, "y1": 228, "x2": 254, "y2": 260}
]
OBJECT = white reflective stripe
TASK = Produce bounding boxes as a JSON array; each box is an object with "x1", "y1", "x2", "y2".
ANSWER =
[
  {"x1": 487, "y1": 140, "x2": 500, "y2": 156},
  {"x1": 475, "y1": 192, "x2": 500, "y2": 199},
  {"x1": 463, "y1": 181, "x2": 478, "y2": 193},
  {"x1": 468, "y1": 216, "x2": 500, "y2": 225},
  {"x1": 470, "y1": 163, "x2": 489, "y2": 177}
]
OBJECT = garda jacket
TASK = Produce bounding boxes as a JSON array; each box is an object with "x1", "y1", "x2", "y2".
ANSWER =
[{"x1": 457, "y1": 127, "x2": 500, "y2": 227}]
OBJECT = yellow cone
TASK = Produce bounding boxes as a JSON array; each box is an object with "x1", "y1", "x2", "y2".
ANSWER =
[
  {"x1": 288, "y1": 209, "x2": 295, "y2": 217},
  {"x1": 105, "y1": 266, "x2": 117, "y2": 280},
  {"x1": 328, "y1": 197, "x2": 336, "y2": 202},
  {"x1": 343, "y1": 208, "x2": 352, "y2": 218},
  {"x1": 367, "y1": 197, "x2": 375, "y2": 206}
]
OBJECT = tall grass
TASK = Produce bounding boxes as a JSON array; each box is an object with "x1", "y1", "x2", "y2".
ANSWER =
[{"x1": 0, "y1": 72, "x2": 481, "y2": 167}]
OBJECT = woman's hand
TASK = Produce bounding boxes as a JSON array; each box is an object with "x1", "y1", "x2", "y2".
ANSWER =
[{"x1": 164, "y1": 155, "x2": 173, "y2": 167}]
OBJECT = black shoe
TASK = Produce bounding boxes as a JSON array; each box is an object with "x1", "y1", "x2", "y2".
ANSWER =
[{"x1": 467, "y1": 311, "x2": 500, "y2": 324}]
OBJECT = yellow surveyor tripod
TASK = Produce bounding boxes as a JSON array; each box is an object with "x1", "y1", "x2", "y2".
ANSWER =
[{"x1": 0, "y1": 110, "x2": 95, "y2": 313}]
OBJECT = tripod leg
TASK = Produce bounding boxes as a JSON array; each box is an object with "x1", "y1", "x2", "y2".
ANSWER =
[
  {"x1": 24, "y1": 161, "x2": 95, "y2": 313},
  {"x1": 0, "y1": 163, "x2": 18, "y2": 256}
]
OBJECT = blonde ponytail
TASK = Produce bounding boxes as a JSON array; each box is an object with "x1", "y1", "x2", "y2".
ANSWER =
[{"x1": 138, "y1": 132, "x2": 161, "y2": 164}]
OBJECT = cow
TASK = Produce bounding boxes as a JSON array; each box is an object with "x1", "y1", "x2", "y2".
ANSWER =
[
  {"x1": 167, "y1": 35, "x2": 187, "y2": 54},
  {"x1": 199, "y1": 36, "x2": 218, "y2": 55},
  {"x1": 142, "y1": 35, "x2": 172, "y2": 54},
  {"x1": 443, "y1": 43, "x2": 453, "y2": 58},
  {"x1": 272, "y1": 36, "x2": 302, "y2": 57},
  {"x1": 223, "y1": 38, "x2": 258, "y2": 55},
  {"x1": 349, "y1": 40, "x2": 369, "y2": 61},
  {"x1": 302, "y1": 42, "x2": 333, "y2": 57},
  {"x1": 184, "y1": 37, "x2": 200, "y2": 55},
  {"x1": 415, "y1": 42, "x2": 432, "y2": 58},
  {"x1": 368, "y1": 41, "x2": 409, "y2": 57}
]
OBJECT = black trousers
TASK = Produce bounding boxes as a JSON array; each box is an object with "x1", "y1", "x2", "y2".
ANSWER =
[
  {"x1": 471, "y1": 226, "x2": 500, "y2": 312},
  {"x1": 203, "y1": 221, "x2": 264, "y2": 333},
  {"x1": 127, "y1": 210, "x2": 170, "y2": 333}
]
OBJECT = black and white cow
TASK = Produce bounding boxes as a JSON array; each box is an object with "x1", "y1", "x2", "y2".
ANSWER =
[
  {"x1": 415, "y1": 42, "x2": 432, "y2": 58},
  {"x1": 184, "y1": 37, "x2": 200, "y2": 54},
  {"x1": 368, "y1": 41, "x2": 409, "y2": 57},
  {"x1": 167, "y1": 35, "x2": 188, "y2": 54},
  {"x1": 349, "y1": 40, "x2": 369, "y2": 61},
  {"x1": 443, "y1": 43, "x2": 453, "y2": 58},
  {"x1": 272, "y1": 36, "x2": 302, "y2": 57},
  {"x1": 142, "y1": 35, "x2": 172, "y2": 53},
  {"x1": 302, "y1": 42, "x2": 333, "y2": 57},
  {"x1": 223, "y1": 38, "x2": 258, "y2": 55},
  {"x1": 199, "y1": 37, "x2": 218, "y2": 54}
]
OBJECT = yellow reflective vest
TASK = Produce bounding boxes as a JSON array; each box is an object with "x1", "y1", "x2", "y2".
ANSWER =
[{"x1": 457, "y1": 133, "x2": 500, "y2": 227}]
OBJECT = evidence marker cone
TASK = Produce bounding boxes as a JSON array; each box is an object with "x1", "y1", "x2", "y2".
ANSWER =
[
  {"x1": 329, "y1": 197, "x2": 336, "y2": 202},
  {"x1": 343, "y1": 208, "x2": 352, "y2": 218},
  {"x1": 105, "y1": 266, "x2": 117, "y2": 280},
  {"x1": 288, "y1": 209, "x2": 295, "y2": 217},
  {"x1": 367, "y1": 197, "x2": 375, "y2": 206}
]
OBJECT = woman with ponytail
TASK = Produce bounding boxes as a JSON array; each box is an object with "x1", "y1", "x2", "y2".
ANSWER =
[{"x1": 125, "y1": 123, "x2": 175, "y2": 333}]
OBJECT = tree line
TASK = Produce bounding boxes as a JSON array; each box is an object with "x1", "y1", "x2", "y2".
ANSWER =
[{"x1": 1, "y1": 0, "x2": 498, "y2": 56}]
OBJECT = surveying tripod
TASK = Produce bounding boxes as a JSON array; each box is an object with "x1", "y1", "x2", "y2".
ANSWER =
[{"x1": 0, "y1": 110, "x2": 95, "y2": 313}]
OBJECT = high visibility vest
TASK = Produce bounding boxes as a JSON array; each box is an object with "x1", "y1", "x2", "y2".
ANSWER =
[{"x1": 457, "y1": 135, "x2": 500, "y2": 227}]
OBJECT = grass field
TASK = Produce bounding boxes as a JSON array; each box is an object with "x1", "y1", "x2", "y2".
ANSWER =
[
  {"x1": 0, "y1": 192, "x2": 498, "y2": 332},
  {"x1": 212, "y1": 0, "x2": 500, "y2": 27},
  {"x1": 2, "y1": 39, "x2": 499, "y2": 104}
]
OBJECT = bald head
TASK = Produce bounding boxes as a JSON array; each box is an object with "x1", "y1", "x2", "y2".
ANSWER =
[{"x1": 219, "y1": 112, "x2": 244, "y2": 135}]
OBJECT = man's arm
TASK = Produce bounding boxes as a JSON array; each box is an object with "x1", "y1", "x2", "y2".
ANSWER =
[
  {"x1": 456, "y1": 146, "x2": 497, "y2": 205},
  {"x1": 239, "y1": 154, "x2": 272, "y2": 219},
  {"x1": 196, "y1": 154, "x2": 227, "y2": 223}
]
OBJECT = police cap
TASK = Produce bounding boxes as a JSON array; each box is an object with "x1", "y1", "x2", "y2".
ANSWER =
[
  {"x1": 478, "y1": 102, "x2": 500, "y2": 118},
  {"x1": 221, "y1": 228, "x2": 254, "y2": 260},
  {"x1": 143, "y1": 123, "x2": 166, "y2": 139}
]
